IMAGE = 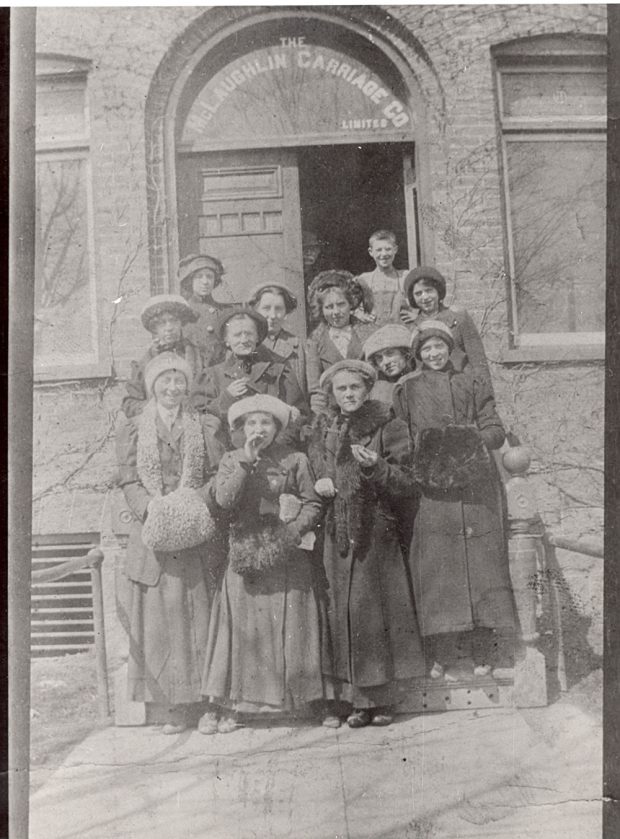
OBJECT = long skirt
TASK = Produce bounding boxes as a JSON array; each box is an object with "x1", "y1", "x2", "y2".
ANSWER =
[
  {"x1": 202, "y1": 550, "x2": 327, "y2": 712},
  {"x1": 127, "y1": 550, "x2": 210, "y2": 705}
]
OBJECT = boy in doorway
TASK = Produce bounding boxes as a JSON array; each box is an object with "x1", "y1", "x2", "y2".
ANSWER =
[{"x1": 354, "y1": 230, "x2": 408, "y2": 327}]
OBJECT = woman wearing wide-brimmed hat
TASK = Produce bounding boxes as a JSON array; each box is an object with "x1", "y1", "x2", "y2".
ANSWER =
[
  {"x1": 199, "y1": 394, "x2": 328, "y2": 734},
  {"x1": 246, "y1": 281, "x2": 308, "y2": 396},
  {"x1": 190, "y1": 306, "x2": 308, "y2": 444},
  {"x1": 121, "y1": 294, "x2": 205, "y2": 419},
  {"x1": 115, "y1": 352, "x2": 226, "y2": 734},
  {"x1": 393, "y1": 321, "x2": 516, "y2": 682},
  {"x1": 177, "y1": 253, "x2": 233, "y2": 367},
  {"x1": 308, "y1": 359, "x2": 424, "y2": 729},
  {"x1": 362, "y1": 323, "x2": 415, "y2": 405},
  {"x1": 401, "y1": 266, "x2": 493, "y2": 388}
]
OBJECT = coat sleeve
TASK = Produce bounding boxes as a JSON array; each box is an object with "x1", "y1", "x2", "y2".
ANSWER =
[
  {"x1": 190, "y1": 365, "x2": 228, "y2": 419},
  {"x1": 121, "y1": 358, "x2": 148, "y2": 418},
  {"x1": 214, "y1": 451, "x2": 253, "y2": 509},
  {"x1": 287, "y1": 453, "x2": 324, "y2": 539},
  {"x1": 115, "y1": 413, "x2": 152, "y2": 520},
  {"x1": 362, "y1": 417, "x2": 416, "y2": 500},
  {"x1": 473, "y1": 377, "x2": 505, "y2": 450},
  {"x1": 305, "y1": 331, "x2": 322, "y2": 394},
  {"x1": 456, "y1": 310, "x2": 493, "y2": 385}
]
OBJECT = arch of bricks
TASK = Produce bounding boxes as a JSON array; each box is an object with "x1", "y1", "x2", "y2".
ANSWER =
[{"x1": 143, "y1": 5, "x2": 445, "y2": 294}]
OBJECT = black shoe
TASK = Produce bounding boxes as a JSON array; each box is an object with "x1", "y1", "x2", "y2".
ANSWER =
[{"x1": 347, "y1": 709, "x2": 371, "y2": 728}]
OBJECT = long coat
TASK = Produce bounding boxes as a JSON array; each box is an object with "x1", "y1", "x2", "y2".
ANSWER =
[
  {"x1": 309, "y1": 400, "x2": 424, "y2": 706},
  {"x1": 393, "y1": 362, "x2": 516, "y2": 636},
  {"x1": 202, "y1": 444, "x2": 327, "y2": 711},
  {"x1": 121, "y1": 339, "x2": 203, "y2": 419},
  {"x1": 182, "y1": 294, "x2": 231, "y2": 368},
  {"x1": 262, "y1": 328, "x2": 308, "y2": 397},
  {"x1": 115, "y1": 407, "x2": 225, "y2": 705}
]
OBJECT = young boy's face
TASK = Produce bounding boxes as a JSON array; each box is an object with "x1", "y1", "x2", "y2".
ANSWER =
[
  {"x1": 150, "y1": 312, "x2": 182, "y2": 346},
  {"x1": 419, "y1": 337, "x2": 450, "y2": 371},
  {"x1": 373, "y1": 347, "x2": 408, "y2": 379},
  {"x1": 368, "y1": 238, "x2": 397, "y2": 271}
]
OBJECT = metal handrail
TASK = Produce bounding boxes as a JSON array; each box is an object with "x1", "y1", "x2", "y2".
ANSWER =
[{"x1": 31, "y1": 546, "x2": 110, "y2": 721}]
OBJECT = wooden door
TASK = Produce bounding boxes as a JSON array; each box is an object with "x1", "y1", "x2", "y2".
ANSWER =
[{"x1": 177, "y1": 149, "x2": 306, "y2": 334}]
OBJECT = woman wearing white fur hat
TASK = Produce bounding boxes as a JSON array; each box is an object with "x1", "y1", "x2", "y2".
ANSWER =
[
  {"x1": 116, "y1": 351, "x2": 226, "y2": 734},
  {"x1": 199, "y1": 394, "x2": 328, "y2": 734}
]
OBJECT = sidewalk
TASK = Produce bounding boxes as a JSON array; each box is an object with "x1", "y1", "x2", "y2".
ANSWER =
[{"x1": 30, "y1": 699, "x2": 601, "y2": 839}]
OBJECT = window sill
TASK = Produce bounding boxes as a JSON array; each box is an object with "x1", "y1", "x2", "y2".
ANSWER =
[
  {"x1": 34, "y1": 361, "x2": 113, "y2": 384},
  {"x1": 499, "y1": 345, "x2": 604, "y2": 364}
]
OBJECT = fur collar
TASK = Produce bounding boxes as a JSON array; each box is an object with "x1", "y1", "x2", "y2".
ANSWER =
[
  {"x1": 137, "y1": 400, "x2": 205, "y2": 497},
  {"x1": 334, "y1": 399, "x2": 393, "y2": 440}
]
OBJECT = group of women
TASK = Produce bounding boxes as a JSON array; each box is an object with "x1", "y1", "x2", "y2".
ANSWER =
[{"x1": 115, "y1": 256, "x2": 517, "y2": 735}]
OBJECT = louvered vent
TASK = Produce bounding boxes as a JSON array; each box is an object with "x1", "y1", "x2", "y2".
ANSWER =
[{"x1": 31, "y1": 534, "x2": 99, "y2": 657}]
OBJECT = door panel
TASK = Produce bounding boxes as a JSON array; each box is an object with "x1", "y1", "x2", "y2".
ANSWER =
[{"x1": 177, "y1": 149, "x2": 306, "y2": 334}]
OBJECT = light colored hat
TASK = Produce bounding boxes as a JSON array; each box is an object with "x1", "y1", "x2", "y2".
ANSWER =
[
  {"x1": 362, "y1": 324, "x2": 412, "y2": 360},
  {"x1": 140, "y1": 294, "x2": 197, "y2": 331},
  {"x1": 227, "y1": 394, "x2": 291, "y2": 431},
  {"x1": 319, "y1": 359, "x2": 377, "y2": 391},
  {"x1": 247, "y1": 282, "x2": 298, "y2": 313},
  {"x1": 411, "y1": 320, "x2": 455, "y2": 359},
  {"x1": 144, "y1": 351, "x2": 193, "y2": 396},
  {"x1": 178, "y1": 253, "x2": 224, "y2": 291}
]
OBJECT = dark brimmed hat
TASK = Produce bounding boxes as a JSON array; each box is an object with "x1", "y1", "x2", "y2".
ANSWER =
[
  {"x1": 362, "y1": 324, "x2": 413, "y2": 360},
  {"x1": 246, "y1": 282, "x2": 298, "y2": 313},
  {"x1": 217, "y1": 306, "x2": 269, "y2": 344},
  {"x1": 403, "y1": 266, "x2": 447, "y2": 308},
  {"x1": 140, "y1": 295, "x2": 198, "y2": 331},
  {"x1": 178, "y1": 254, "x2": 224, "y2": 291},
  {"x1": 411, "y1": 320, "x2": 455, "y2": 359},
  {"x1": 319, "y1": 359, "x2": 377, "y2": 391}
]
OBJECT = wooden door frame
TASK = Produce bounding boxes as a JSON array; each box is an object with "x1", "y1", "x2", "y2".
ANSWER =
[{"x1": 145, "y1": 8, "x2": 438, "y2": 294}]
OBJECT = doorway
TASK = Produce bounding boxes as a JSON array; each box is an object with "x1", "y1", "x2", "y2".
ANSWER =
[{"x1": 176, "y1": 141, "x2": 418, "y2": 336}]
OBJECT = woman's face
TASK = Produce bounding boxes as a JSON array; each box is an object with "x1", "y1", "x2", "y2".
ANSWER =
[
  {"x1": 153, "y1": 370, "x2": 187, "y2": 409},
  {"x1": 412, "y1": 281, "x2": 440, "y2": 315},
  {"x1": 191, "y1": 268, "x2": 217, "y2": 298},
  {"x1": 419, "y1": 337, "x2": 451, "y2": 371},
  {"x1": 151, "y1": 312, "x2": 182, "y2": 346},
  {"x1": 225, "y1": 316, "x2": 259, "y2": 356},
  {"x1": 373, "y1": 347, "x2": 408, "y2": 379},
  {"x1": 243, "y1": 411, "x2": 278, "y2": 448},
  {"x1": 322, "y1": 288, "x2": 351, "y2": 329},
  {"x1": 255, "y1": 292, "x2": 287, "y2": 337},
  {"x1": 331, "y1": 370, "x2": 369, "y2": 414}
]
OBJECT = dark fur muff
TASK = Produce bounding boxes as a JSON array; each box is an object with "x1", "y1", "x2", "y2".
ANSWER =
[
  {"x1": 229, "y1": 516, "x2": 297, "y2": 577},
  {"x1": 413, "y1": 425, "x2": 491, "y2": 492}
]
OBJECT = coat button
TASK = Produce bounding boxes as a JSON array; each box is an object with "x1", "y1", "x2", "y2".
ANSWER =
[
  {"x1": 465, "y1": 526, "x2": 474, "y2": 537},
  {"x1": 206, "y1": 326, "x2": 214, "y2": 333}
]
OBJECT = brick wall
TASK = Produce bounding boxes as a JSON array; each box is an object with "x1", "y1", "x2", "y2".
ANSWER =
[{"x1": 33, "y1": 6, "x2": 605, "y2": 648}]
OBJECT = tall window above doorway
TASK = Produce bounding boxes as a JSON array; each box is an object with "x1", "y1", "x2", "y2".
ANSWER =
[
  {"x1": 35, "y1": 55, "x2": 102, "y2": 379},
  {"x1": 494, "y1": 36, "x2": 606, "y2": 357}
]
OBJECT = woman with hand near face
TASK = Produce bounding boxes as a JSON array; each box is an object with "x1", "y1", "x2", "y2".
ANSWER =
[
  {"x1": 400, "y1": 266, "x2": 493, "y2": 390},
  {"x1": 308, "y1": 360, "x2": 424, "y2": 729},
  {"x1": 198, "y1": 395, "x2": 328, "y2": 734}
]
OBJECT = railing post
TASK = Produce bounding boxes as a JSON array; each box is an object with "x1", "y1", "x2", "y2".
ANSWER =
[
  {"x1": 87, "y1": 548, "x2": 111, "y2": 722},
  {"x1": 503, "y1": 447, "x2": 547, "y2": 707}
]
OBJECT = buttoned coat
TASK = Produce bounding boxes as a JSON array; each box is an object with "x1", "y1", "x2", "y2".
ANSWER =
[
  {"x1": 262, "y1": 328, "x2": 308, "y2": 397},
  {"x1": 306, "y1": 321, "x2": 375, "y2": 394},
  {"x1": 182, "y1": 294, "x2": 230, "y2": 368},
  {"x1": 393, "y1": 362, "x2": 516, "y2": 636}
]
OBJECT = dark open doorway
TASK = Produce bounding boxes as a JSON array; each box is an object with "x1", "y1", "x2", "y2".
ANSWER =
[{"x1": 297, "y1": 142, "x2": 414, "y2": 277}]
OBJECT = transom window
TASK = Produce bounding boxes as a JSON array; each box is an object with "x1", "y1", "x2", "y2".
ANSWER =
[{"x1": 494, "y1": 36, "x2": 606, "y2": 355}]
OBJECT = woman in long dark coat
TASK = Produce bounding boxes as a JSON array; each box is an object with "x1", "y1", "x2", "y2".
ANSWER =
[
  {"x1": 116, "y1": 351, "x2": 225, "y2": 734},
  {"x1": 393, "y1": 320, "x2": 516, "y2": 680},
  {"x1": 199, "y1": 394, "x2": 328, "y2": 734},
  {"x1": 309, "y1": 359, "x2": 424, "y2": 728}
]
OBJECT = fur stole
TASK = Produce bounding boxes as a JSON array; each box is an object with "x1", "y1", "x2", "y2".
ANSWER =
[
  {"x1": 229, "y1": 516, "x2": 297, "y2": 577},
  {"x1": 137, "y1": 399, "x2": 205, "y2": 497},
  {"x1": 311, "y1": 400, "x2": 393, "y2": 557},
  {"x1": 413, "y1": 425, "x2": 491, "y2": 492}
]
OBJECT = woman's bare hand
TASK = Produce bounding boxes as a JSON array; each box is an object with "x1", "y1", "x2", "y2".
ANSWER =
[
  {"x1": 314, "y1": 478, "x2": 337, "y2": 498},
  {"x1": 227, "y1": 378, "x2": 249, "y2": 398},
  {"x1": 351, "y1": 444, "x2": 378, "y2": 467}
]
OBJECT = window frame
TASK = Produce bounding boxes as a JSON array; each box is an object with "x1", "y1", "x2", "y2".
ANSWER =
[
  {"x1": 494, "y1": 41, "x2": 606, "y2": 362},
  {"x1": 34, "y1": 56, "x2": 110, "y2": 382}
]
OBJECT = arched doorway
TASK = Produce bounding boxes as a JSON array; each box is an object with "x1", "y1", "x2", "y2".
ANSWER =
[{"x1": 151, "y1": 12, "x2": 430, "y2": 334}]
